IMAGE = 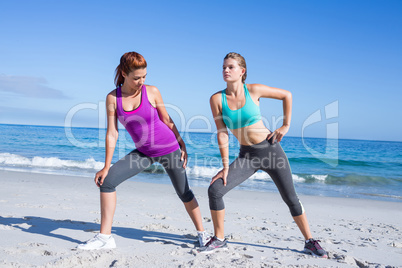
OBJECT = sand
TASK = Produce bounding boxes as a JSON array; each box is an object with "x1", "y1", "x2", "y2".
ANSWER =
[{"x1": 0, "y1": 169, "x2": 401, "y2": 267}]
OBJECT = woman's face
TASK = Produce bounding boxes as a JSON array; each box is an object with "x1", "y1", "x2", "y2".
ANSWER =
[
  {"x1": 222, "y1": 58, "x2": 244, "y2": 83},
  {"x1": 122, "y1": 68, "x2": 147, "y2": 90}
]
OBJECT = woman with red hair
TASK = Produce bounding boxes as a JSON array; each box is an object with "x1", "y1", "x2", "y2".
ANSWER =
[{"x1": 78, "y1": 52, "x2": 209, "y2": 250}]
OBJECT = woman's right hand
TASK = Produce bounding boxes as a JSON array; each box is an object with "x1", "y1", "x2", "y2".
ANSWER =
[
  {"x1": 211, "y1": 168, "x2": 229, "y2": 186},
  {"x1": 95, "y1": 168, "x2": 109, "y2": 187}
]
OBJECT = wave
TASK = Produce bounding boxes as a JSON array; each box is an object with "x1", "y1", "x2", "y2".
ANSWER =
[
  {"x1": 186, "y1": 166, "x2": 309, "y2": 182},
  {"x1": 0, "y1": 153, "x2": 398, "y2": 187},
  {"x1": 289, "y1": 156, "x2": 402, "y2": 168},
  {"x1": 0, "y1": 153, "x2": 305, "y2": 181},
  {"x1": 0, "y1": 153, "x2": 104, "y2": 171}
]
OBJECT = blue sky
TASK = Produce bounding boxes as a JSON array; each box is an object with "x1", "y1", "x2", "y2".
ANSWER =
[{"x1": 0, "y1": 0, "x2": 401, "y2": 141}]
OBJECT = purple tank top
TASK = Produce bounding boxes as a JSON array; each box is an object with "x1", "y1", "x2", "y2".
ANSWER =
[{"x1": 116, "y1": 85, "x2": 180, "y2": 157}]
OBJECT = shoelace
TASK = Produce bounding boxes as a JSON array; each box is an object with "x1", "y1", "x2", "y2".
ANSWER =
[
  {"x1": 309, "y1": 239, "x2": 323, "y2": 250},
  {"x1": 204, "y1": 236, "x2": 217, "y2": 247},
  {"x1": 88, "y1": 234, "x2": 108, "y2": 244},
  {"x1": 88, "y1": 234, "x2": 100, "y2": 242}
]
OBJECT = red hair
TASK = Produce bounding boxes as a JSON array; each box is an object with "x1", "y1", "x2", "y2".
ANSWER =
[{"x1": 114, "y1": 52, "x2": 147, "y2": 87}]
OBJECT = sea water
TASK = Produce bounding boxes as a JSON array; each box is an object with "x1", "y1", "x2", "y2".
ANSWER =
[{"x1": 1, "y1": 124, "x2": 401, "y2": 202}]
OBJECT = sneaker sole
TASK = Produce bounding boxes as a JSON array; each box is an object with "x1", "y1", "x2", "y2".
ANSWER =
[
  {"x1": 77, "y1": 246, "x2": 116, "y2": 250},
  {"x1": 304, "y1": 249, "x2": 328, "y2": 258},
  {"x1": 77, "y1": 243, "x2": 116, "y2": 250},
  {"x1": 198, "y1": 246, "x2": 228, "y2": 254}
]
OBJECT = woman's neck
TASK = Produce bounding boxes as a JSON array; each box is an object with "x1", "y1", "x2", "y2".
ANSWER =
[
  {"x1": 121, "y1": 84, "x2": 141, "y2": 96},
  {"x1": 226, "y1": 81, "x2": 244, "y2": 96}
]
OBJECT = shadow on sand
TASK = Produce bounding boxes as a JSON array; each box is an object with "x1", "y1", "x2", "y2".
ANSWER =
[{"x1": 0, "y1": 215, "x2": 302, "y2": 253}]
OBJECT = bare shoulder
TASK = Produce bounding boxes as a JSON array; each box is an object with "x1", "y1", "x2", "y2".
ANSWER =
[
  {"x1": 210, "y1": 90, "x2": 223, "y2": 104},
  {"x1": 145, "y1": 85, "x2": 160, "y2": 94},
  {"x1": 247, "y1": 83, "x2": 267, "y2": 93},
  {"x1": 248, "y1": 83, "x2": 277, "y2": 95},
  {"x1": 105, "y1": 89, "x2": 117, "y2": 112},
  {"x1": 145, "y1": 85, "x2": 163, "y2": 105},
  {"x1": 145, "y1": 85, "x2": 162, "y2": 99},
  {"x1": 106, "y1": 89, "x2": 117, "y2": 102},
  {"x1": 247, "y1": 83, "x2": 290, "y2": 99}
]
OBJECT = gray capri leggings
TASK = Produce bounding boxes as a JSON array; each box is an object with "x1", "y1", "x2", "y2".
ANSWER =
[
  {"x1": 100, "y1": 149, "x2": 195, "y2": 203},
  {"x1": 208, "y1": 139, "x2": 304, "y2": 216}
]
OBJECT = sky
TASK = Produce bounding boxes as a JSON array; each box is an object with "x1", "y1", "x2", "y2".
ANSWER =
[{"x1": 0, "y1": 0, "x2": 401, "y2": 141}]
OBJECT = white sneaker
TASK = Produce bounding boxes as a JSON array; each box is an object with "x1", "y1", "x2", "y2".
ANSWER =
[
  {"x1": 197, "y1": 231, "x2": 211, "y2": 247},
  {"x1": 77, "y1": 234, "x2": 116, "y2": 250}
]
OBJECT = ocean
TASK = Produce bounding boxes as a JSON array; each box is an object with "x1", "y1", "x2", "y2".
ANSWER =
[{"x1": 1, "y1": 123, "x2": 401, "y2": 202}]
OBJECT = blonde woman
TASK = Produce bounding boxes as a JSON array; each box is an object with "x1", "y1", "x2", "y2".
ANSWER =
[{"x1": 201, "y1": 52, "x2": 327, "y2": 258}]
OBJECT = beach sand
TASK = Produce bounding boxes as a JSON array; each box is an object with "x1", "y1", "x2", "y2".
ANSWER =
[{"x1": 0, "y1": 170, "x2": 401, "y2": 267}]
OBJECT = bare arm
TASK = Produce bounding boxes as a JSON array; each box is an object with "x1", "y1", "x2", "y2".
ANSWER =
[
  {"x1": 151, "y1": 86, "x2": 187, "y2": 167},
  {"x1": 249, "y1": 84, "x2": 292, "y2": 142},
  {"x1": 95, "y1": 91, "x2": 119, "y2": 186},
  {"x1": 210, "y1": 93, "x2": 230, "y2": 186}
]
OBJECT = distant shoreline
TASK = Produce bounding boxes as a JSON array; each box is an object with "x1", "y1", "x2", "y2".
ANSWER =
[{"x1": 1, "y1": 123, "x2": 401, "y2": 143}]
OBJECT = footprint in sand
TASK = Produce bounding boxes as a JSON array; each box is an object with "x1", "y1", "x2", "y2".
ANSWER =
[
  {"x1": 20, "y1": 242, "x2": 46, "y2": 247},
  {"x1": 42, "y1": 250, "x2": 54, "y2": 256},
  {"x1": 249, "y1": 226, "x2": 270, "y2": 232},
  {"x1": 237, "y1": 216, "x2": 254, "y2": 221},
  {"x1": 330, "y1": 253, "x2": 377, "y2": 267},
  {"x1": 141, "y1": 223, "x2": 172, "y2": 231},
  {"x1": 147, "y1": 214, "x2": 168, "y2": 220},
  {"x1": 228, "y1": 233, "x2": 243, "y2": 242},
  {"x1": 389, "y1": 241, "x2": 402, "y2": 248}
]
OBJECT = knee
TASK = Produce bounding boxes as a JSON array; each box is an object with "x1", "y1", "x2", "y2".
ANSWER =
[
  {"x1": 99, "y1": 175, "x2": 117, "y2": 193},
  {"x1": 99, "y1": 181, "x2": 116, "y2": 193},
  {"x1": 208, "y1": 181, "x2": 226, "y2": 210},
  {"x1": 285, "y1": 197, "x2": 304, "y2": 217},
  {"x1": 208, "y1": 180, "x2": 225, "y2": 200},
  {"x1": 178, "y1": 189, "x2": 194, "y2": 203}
]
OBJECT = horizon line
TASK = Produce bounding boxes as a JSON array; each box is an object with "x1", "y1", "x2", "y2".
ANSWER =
[{"x1": 1, "y1": 122, "x2": 401, "y2": 143}]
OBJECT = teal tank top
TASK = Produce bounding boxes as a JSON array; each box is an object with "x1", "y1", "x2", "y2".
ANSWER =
[{"x1": 221, "y1": 84, "x2": 262, "y2": 129}]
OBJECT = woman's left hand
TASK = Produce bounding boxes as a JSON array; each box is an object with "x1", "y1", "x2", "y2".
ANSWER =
[
  {"x1": 267, "y1": 125, "x2": 290, "y2": 143},
  {"x1": 180, "y1": 146, "x2": 188, "y2": 168}
]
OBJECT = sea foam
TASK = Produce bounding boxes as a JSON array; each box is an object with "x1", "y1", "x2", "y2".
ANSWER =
[{"x1": 0, "y1": 153, "x2": 104, "y2": 170}]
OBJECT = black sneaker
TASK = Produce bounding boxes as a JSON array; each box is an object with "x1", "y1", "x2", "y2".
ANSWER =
[
  {"x1": 198, "y1": 236, "x2": 228, "y2": 254},
  {"x1": 304, "y1": 239, "x2": 328, "y2": 258}
]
